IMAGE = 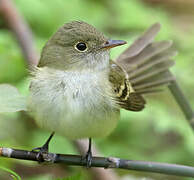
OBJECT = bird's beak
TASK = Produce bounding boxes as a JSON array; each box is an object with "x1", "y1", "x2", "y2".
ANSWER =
[{"x1": 101, "y1": 39, "x2": 127, "y2": 49}]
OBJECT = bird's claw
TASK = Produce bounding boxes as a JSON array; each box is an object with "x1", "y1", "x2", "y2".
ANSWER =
[
  {"x1": 84, "y1": 150, "x2": 92, "y2": 168},
  {"x1": 82, "y1": 138, "x2": 92, "y2": 168},
  {"x1": 32, "y1": 145, "x2": 48, "y2": 163},
  {"x1": 31, "y1": 132, "x2": 54, "y2": 163}
]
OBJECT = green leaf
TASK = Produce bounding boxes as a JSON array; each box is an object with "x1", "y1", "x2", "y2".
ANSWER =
[
  {"x1": 0, "y1": 166, "x2": 21, "y2": 180},
  {"x1": 0, "y1": 84, "x2": 27, "y2": 113}
]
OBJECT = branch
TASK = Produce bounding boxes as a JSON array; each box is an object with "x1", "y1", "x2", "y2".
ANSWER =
[
  {"x1": 168, "y1": 78, "x2": 194, "y2": 128},
  {"x1": 1, "y1": 147, "x2": 194, "y2": 178},
  {"x1": 0, "y1": 0, "x2": 39, "y2": 66}
]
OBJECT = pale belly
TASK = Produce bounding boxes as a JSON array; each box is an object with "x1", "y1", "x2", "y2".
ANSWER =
[{"x1": 28, "y1": 68, "x2": 120, "y2": 139}]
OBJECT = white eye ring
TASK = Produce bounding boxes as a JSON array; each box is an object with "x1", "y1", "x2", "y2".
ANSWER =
[{"x1": 74, "y1": 42, "x2": 88, "y2": 52}]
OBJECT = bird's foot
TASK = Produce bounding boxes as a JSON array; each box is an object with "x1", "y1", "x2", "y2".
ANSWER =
[
  {"x1": 81, "y1": 138, "x2": 92, "y2": 168},
  {"x1": 83, "y1": 149, "x2": 92, "y2": 168},
  {"x1": 31, "y1": 132, "x2": 55, "y2": 163}
]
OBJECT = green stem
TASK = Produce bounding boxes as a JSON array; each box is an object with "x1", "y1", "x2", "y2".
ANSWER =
[{"x1": 0, "y1": 166, "x2": 21, "y2": 180}]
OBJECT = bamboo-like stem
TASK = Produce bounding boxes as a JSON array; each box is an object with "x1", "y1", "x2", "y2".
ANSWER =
[{"x1": 1, "y1": 147, "x2": 194, "y2": 178}]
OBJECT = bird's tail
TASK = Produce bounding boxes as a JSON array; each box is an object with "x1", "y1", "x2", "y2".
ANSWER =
[{"x1": 116, "y1": 23, "x2": 177, "y2": 95}]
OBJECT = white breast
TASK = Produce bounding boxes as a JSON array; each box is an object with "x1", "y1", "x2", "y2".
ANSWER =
[{"x1": 28, "y1": 67, "x2": 119, "y2": 139}]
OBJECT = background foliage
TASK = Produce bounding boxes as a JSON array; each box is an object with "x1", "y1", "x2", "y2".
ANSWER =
[{"x1": 0, "y1": 0, "x2": 194, "y2": 179}]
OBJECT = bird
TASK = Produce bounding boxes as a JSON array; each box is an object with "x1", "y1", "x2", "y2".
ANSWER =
[{"x1": 27, "y1": 21, "x2": 176, "y2": 166}]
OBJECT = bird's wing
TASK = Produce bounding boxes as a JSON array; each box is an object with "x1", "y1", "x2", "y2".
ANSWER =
[
  {"x1": 115, "y1": 23, "x2": 176, "y2": 95},
  {"x1": 109, "y1": 60, "x2": 146, "y2": 111},
  {"x1": 109, "y1": 23, "x2": 177, "y2": 112}
]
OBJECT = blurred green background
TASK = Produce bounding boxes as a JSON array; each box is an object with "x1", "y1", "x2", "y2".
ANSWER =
[{"x1": 0, "y1": 0, "x2": 194, "y2": 179}]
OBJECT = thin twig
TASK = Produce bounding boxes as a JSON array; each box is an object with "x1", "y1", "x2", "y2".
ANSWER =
[
  {"x1": 1, "y1": 147, "x2": 194, "y2": 178},
  {"x1": 0, "y1": 0, "x2": 39, "y2": 66},
  {"x1": 168, "y1": 79, "x2": 194, "y2": 127}
]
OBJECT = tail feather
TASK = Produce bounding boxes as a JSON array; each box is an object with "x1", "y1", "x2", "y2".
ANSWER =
[{"x1": 116, "y1": 23, "x2": 176, "y2": 95}]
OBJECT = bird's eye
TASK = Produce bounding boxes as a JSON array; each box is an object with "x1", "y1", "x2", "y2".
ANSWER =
[{"x1": 75, "y1": 42, "x2": 88, "y2": 52}]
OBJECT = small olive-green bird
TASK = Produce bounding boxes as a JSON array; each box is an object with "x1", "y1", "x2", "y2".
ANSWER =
[{"x1": 28, "y1": 21, "x2": 176, "y2": 165}]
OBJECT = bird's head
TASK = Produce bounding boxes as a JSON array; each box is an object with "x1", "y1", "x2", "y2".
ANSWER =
[{"x1": 39, "y1": 21, "x2": 126, "y2": 70}]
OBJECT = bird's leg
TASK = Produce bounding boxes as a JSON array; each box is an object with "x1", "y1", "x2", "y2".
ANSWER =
[
  {"x1": 83, "y1": 138, "x2": 92, "y2": 168},
  {"x1": 32, "y1": 132, "x2": 55, "y2": 162}
]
